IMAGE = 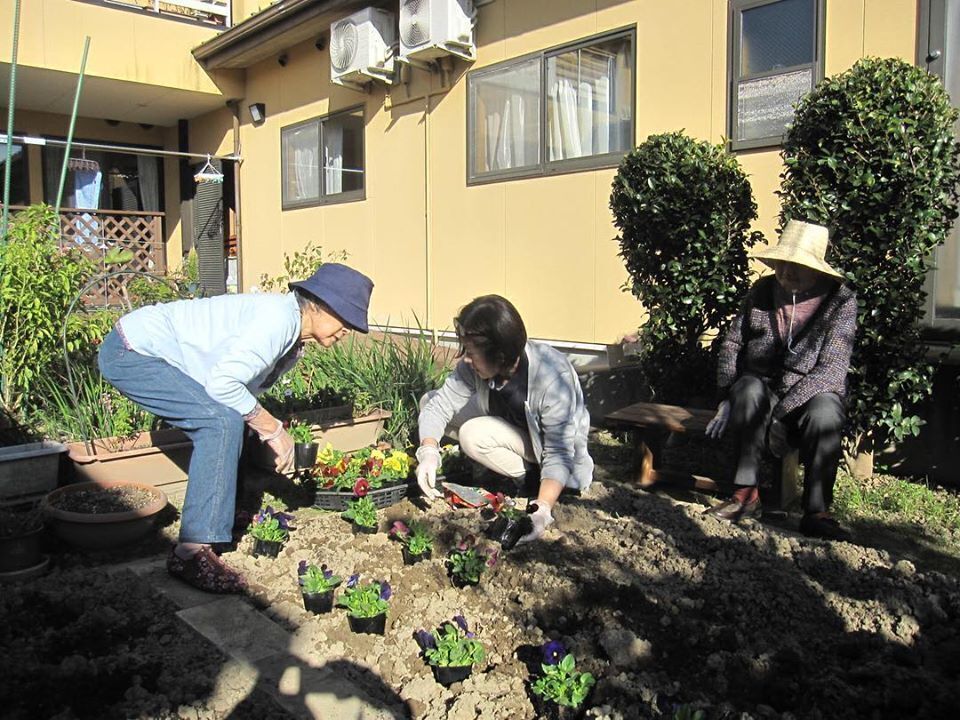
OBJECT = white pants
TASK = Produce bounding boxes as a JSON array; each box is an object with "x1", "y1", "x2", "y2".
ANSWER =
[{"x1": 420, "y1": 391, "x2": 536, "y2": 479}]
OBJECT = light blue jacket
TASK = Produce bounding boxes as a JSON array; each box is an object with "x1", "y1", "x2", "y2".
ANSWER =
[
  {"x1": 419, "y1": 340, "x2": 594, "y2": 491},
  {"x1": 118, "y1": 293, "x2": 301, "y2": 416}
]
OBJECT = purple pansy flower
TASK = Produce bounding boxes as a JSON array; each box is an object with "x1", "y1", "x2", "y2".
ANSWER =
[
  {"x1": 542, "y1": 640, "x2": 566, "y2": 666},
  {"x1": 274, "y1": 511, "x2": 295, "y2": 530},
  {"x1": 389, "y1": 520, "x2": 409, "y2": 538},
  {"x1": 415, "y1": 629, "x2": 436, "y2": 650},
  {"x1": 486, "y1": 548, "x2": 500, "y2": 567},
  {"x1": 379, "y1": 581, "x2": 392, "y2": 601},
  {"x1": 321, "y1": 564, "x2": 333, "y2": 580},
  {"x1": 347, "y1": 574, "x2": 359, "y2": 588},
  {"x1": 453, "y1": 614, "x2": 468, "y2": 632},
  {"x1": 297, "y1": 560, "x2": 308, "y2": 576}
]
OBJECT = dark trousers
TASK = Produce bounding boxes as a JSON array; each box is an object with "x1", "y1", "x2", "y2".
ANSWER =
[{"x1": 727, "y1": 375, "x2": 844, "y2": 514}]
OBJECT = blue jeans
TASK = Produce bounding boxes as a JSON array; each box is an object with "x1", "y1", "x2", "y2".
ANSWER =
[{"x1": 98, "y1": 328, "x2": 244, "y2": 544}]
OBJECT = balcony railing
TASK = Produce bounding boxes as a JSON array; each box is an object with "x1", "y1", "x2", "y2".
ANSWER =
[
  {"x1": 3, "y1": 205, "x2": 168, "y2": 307},
  {"x1": 81, "y1": 0, "x2": 231, "y2": 28}
]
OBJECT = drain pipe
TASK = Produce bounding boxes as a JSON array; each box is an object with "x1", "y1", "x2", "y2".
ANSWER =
[{"x1": 227, "y1": 100, "x2": 244, "y2": 291}]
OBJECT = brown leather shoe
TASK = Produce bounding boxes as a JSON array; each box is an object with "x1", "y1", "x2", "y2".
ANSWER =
[{"x1": 704, "y1": 497, "x2": 762, "y2": 522}]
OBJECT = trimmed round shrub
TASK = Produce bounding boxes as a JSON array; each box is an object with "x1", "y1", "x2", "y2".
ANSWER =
[
  {"x1": 611, "y1": 131, "x2": 763, "y2": 403},
  {"x1": 779, "y1": 56, "x2": 960, "y2": 448}
]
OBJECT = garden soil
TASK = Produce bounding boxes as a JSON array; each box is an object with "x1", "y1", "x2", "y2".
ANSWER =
[{"x1": 2, "y1": 434, "x2": 959, "y2": 719}]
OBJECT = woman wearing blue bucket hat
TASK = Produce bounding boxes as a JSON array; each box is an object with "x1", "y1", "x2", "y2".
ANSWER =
[{"x1": 98, "y1": 262, "x2": 373, "y2": 593}]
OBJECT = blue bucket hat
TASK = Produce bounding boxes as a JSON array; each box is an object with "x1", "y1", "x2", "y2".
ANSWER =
[{"x1": 288, "y1": 263, "x2": 373, "y2": 333}]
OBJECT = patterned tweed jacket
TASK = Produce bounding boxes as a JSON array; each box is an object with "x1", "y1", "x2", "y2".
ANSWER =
[{"x1": 716, "y1": 275, "x2": 858, "y2": 420}]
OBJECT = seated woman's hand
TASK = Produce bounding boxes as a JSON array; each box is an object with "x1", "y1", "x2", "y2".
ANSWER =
[{"x1": 705, "y1": 400, "x2": 730, "y2": 439}]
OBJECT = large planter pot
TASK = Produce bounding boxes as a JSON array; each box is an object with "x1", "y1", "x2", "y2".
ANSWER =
[
  {"x1": 347, "y1": 612, "x2": 386, "y2": 635},
  {"x1": 0, "y1": 441, "x2": 67, "y2": 504},
  {"x1": 66, "y1": 429, "x2": 192, "y2": 501},
  {"x1": 42, "y1": 480, "x2": 168, "y2": 551},
  {"x1": 0, "y1": 527, "x2": 43, "y2": 573},
  {"x1": 250, "y1": 408, "x2": 391, "y2": 475},
  {"x1": 432, "y1": 664, "x2": 472, "y2": 686}
]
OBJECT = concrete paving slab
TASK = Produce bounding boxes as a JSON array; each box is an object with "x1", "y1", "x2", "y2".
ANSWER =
[
  {"x1": 178, "y1": 597, "x2": 292, "y2": 664},
  {"x1": 253, "y1": 657, "x2": 408, "y2": 720}
]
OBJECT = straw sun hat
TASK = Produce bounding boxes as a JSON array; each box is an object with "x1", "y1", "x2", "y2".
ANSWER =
[{"x1": 750, "y1": 220, "x2": 842, "y2": 279}]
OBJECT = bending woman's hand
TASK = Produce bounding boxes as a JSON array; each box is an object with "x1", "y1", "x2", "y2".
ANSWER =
[
  {"x1": 415, "y1": 444, "x2": 442, "y2": 501},
  {"x1": 256, "y1": 418, "x2": 294, "y2": 474}
]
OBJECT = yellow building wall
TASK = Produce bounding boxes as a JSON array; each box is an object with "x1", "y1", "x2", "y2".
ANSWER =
[
  {"x1": 0, "y1": 0, "x2": 228, "y2": 96},
  {"x1": 218, "y1": 0, "x2": 919, "y2": 345}
]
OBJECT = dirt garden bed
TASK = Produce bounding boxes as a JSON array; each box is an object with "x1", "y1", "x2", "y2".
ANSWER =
[{"x1": 2, "y1": 436, "x2": 959, "y2": 719}]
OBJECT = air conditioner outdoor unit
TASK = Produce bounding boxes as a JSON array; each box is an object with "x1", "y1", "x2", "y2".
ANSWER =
[
  {"x1": 330, "y1": 7, "x2": 397, "y2": 87},
  {"x1": 399, "y1": 0, "x2": 477, "y2": 63}
]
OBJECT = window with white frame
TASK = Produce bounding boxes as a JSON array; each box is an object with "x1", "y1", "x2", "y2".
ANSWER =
[
  {"x1": 281, "y1": 107, "x2": 365, "y2": 209},
  {"x1": 729, "y1": 0, "x2": 824, "y2": 150},
  {"x1": 468, "y1": 29, "x2": 635, "y2": 183}
]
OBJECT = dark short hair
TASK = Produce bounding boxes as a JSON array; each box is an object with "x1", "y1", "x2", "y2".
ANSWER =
[{"x1": 454, "y1": 295, "x2": 527, "y2": 372}]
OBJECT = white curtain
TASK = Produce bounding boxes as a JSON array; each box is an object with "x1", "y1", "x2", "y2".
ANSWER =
[
  {"x1": 485, "y1": 90, "x2": 528, "y2": 172},
  {"x1": 325, "y1": 123, "x2": 344, "y2": 195},
  {"x1": 548, "y1": 50, "x2": 615, "y2": 160},
  {"x1": 137, "y1": 155, "x2": 160, "y2": 212},
  {"x1": 293, "y1": 145, "x2": 318, "y2": 200}
]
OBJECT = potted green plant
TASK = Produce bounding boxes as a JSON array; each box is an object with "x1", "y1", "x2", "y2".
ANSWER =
[
  {"x1": 530, "y1": 641, "x2": 596, "y2": 719},
  {"x1": 0, "y1": 504, "x2": 47, "y2": 579},
  {"x1": 288, "y1": 419, "x2": 319, "y2": 471},
  {"x1": 296, "y1": 560, "x2": 341, "y2": 614},
  {"x1": 341, "y1": 487, "x2": 378, "y2": 534},
  {"x1": 415, "y1": 613, "x2": 485, "y2": 686},
  {"x1": 336, "y1": 574, "x2": 391, "y2": 635},
  {"x1": 247, "y1": 505, "x2": 294, "y2": 558},
  {"x1": 486, "y1": 493, "x2": 534, "y2": 551},
  {"x1": 389, "y1": 519, "x2": 434, "y2": 564},
  {"x1": 446, "y1": 535, "x2": 498, "y2": 588}
]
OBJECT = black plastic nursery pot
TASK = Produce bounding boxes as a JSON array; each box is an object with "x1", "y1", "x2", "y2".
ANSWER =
[
  {"x1": 450, "y1": 573, "x2": 480, "y2": 589},
  {"x1": 487, "y1": 514, "x2": 533, "y2": 551},
  {"x1": 351, "y1": 523, "x2": 378, "y2": 535},
  {"x1": 431, "y1": 664, "x2": 472, "y2": 686},
  {"x1": 530, "y1": 692, "x2": 591, "y2": 720},
  {"x1": 294, "y1": 443, "x2": 319, "y2": 470},
  {"x1": 0, "y1": 528, "x2": 43, "y2": 573},
  {"x1": 401, "y1": 546, "x2": 431, "y2": 565},
  {"x1": 347, "y1": 612, "x2": 386, "y2": 635},
  {"x1": 302, "y1": 590, "x2": 335, "y2": 614},
  {"x1": 252, "y1": 538, "x2": 283, "y2": 558}
]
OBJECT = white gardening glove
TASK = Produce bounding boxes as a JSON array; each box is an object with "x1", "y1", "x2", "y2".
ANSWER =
[
  {"x1": 705, "y1": 400, "x2": 730, "y2": 440},
  {"x1": 517, "y1": 501, "x2": 554, "y2": 544},
  {"x1": 767, "y1": 418, "x2": 789, "y2": 458},
  {"x1": 415, "y1": 444, "x2": 442, "y2": 501},
  {"x1": 261, "y1": 421, "x2": 295, "y2": 474}
]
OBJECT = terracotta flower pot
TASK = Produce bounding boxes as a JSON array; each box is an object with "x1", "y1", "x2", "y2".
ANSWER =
[
  {"x1": 42, "y1": 480, "x2": 168, "y2": 551},
  {"x1": 252, "y1": 538, "x2": 283, "y2": 558},
  {"x1": 302, "y1": 589, "x2": 335, "y2": 614},
  {"x1": 432, "y1": 664, "x2": 472, "y2": 686},
  {"x1": 347, "y1": 612, "x2": 386, "y2": 635},
  {"x1": 402, "y1": 546, "x2": 431, "y2": 565}
]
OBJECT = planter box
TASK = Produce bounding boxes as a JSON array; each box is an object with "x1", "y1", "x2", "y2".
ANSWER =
[
  {"x1": 250, "y1": 408, "x2": 391, "y2": 474},
  {"x1": 0, "y1": 441, "x2": 67, "y2": 505},
  {"x1": 66, "y1": 429, "x2": 192, "y2": 500}
]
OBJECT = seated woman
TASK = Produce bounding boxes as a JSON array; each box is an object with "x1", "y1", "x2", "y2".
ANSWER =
[
  {"x1": 705, "y1": 220, "x2": 857, "y2": 541},
  {"x1": 415, "y1": 295, "x2": 594, "y2": 543}
]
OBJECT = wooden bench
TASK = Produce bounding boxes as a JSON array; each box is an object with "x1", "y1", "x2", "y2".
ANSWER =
[{"x1": 603, "y1": 401, "x2": 801, "y2": 509}]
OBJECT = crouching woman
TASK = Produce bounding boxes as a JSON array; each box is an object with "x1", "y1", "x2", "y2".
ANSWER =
[{"x1": 415, "y1": 295, "x2": 593, "y2": 543}]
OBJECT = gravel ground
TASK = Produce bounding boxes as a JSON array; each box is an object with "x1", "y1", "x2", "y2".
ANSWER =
[{"x1": 2, "y1": 434, "x2": 959, "y2": 719}]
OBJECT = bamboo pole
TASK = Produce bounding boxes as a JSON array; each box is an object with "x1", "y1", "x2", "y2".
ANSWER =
[
  {"x1": 1, "y1": 0, "x2": 23, "y2": 242},
  {"x1": 55, "y1": 37, "x2": 91, "y2": 216}
]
